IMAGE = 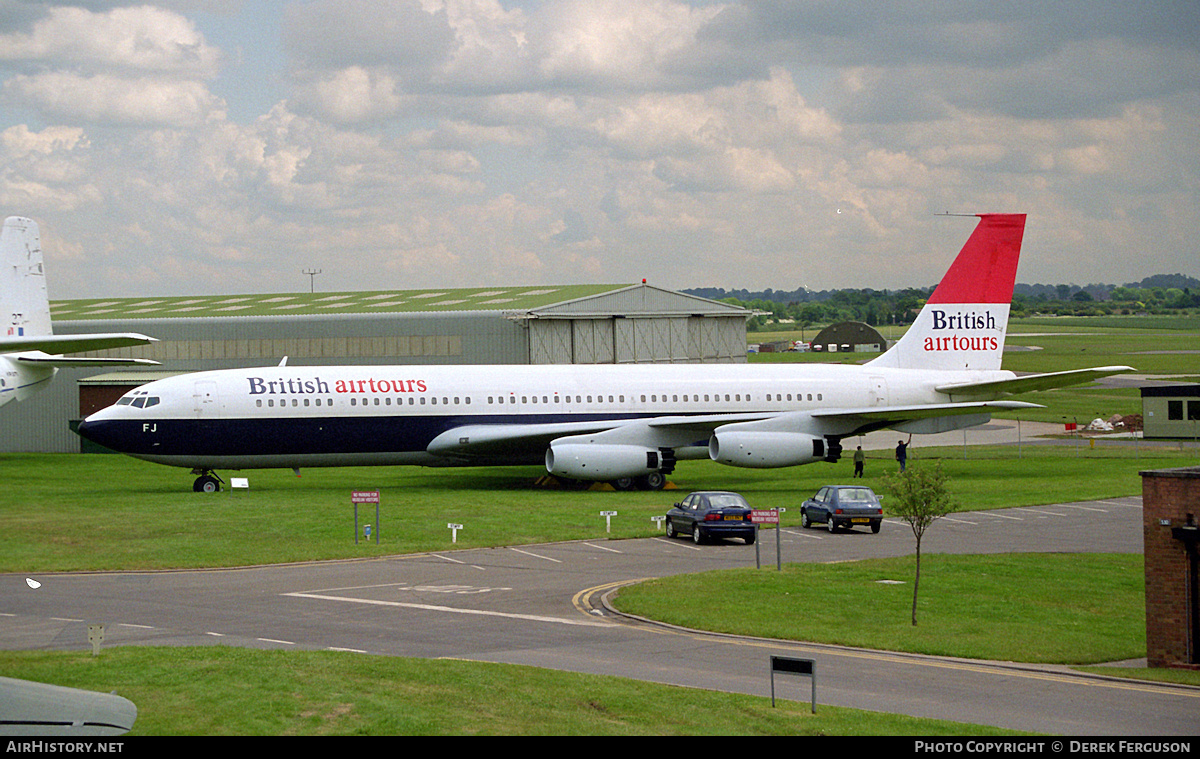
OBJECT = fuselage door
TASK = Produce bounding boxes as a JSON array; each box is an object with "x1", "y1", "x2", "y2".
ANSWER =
[
  {"x1": 193, "y1": 381, "x2": 219, "y2": 418},
  {"x1": 869, "y1": 375, "x2": 888, "y2": 407}
]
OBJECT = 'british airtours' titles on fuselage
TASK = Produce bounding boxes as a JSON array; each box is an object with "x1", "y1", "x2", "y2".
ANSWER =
[
  {"x1": 247, "y1": 376, "x2": 428, "y2": 396},
  {"x1": 924, "y1": 308, "x2": 1002, "y2": 353}
]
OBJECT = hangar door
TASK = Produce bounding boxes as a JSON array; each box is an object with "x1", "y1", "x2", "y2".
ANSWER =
[
  {"x1": 531, "y1": 316, "x2": 742, "y2": 364},
  {"x1": 529, "y1": 318, "x2": 618, "y2": 364}
]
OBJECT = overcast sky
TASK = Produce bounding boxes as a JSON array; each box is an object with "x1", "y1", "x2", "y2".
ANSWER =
[{"x1": 1, "y1": 1, "x2": 1197, "y2": 299}]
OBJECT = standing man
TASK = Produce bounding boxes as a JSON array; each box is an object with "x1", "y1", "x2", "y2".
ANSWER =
[
  {"x1": 853, "y1": 445, "x2": 865, "y2": 478},
  {"x1": 895, "y1": 434, "x2": 911, "y2": 472}
]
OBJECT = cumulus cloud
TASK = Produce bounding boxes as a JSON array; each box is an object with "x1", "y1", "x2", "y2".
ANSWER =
[
  {"x1": 0, "y1": 4, "x2": 224, "y2": 126},
  {"x1": 0, "y1": 0, "x2": 1195, "y2": 297},
  {"x1": 0, "y1": 4, "x2": 221, "y2": 77},
  {"x1": 6, "y1": 72, "x2": 222, "y2": 127}
]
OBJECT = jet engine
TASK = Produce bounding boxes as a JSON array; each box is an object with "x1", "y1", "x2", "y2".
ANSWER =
[
  {"x1": 545, "y1": 442, "x2": 662, "y2": 481},
  {"x1": 708, "y1": 430, "x2": 827, "y2": 468}
]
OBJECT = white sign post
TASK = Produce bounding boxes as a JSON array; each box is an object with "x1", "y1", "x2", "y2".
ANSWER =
[
  {"x1": 448, "y1": 523, "x2": 464, "y2": 543},
  {"x1": 600, "y1": 510, "x2": 618, "y2": 533}
]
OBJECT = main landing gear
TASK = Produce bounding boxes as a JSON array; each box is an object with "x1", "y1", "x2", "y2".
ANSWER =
[
  {"x1": 610, "y1": 472, "x2": 667, "y2": 491},
  {"x1": 192, "y1": 469, "x2": 224, "y2": 493}
]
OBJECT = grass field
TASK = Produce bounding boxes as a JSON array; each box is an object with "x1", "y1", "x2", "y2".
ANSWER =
[
  {"x1": 613, "y1": 554, "x2": 1146, "y2": 664},
  {"x1": 2, "y1": 442, "x2": 1195, "y2": 572},
  {"x1": 0, "y1": 647, "x2": 1026, "y2": 736}
]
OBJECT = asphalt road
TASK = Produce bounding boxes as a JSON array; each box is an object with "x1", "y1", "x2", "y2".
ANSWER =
[{"x1": 3, "y1": 491, "x2": 1197, "y2": 735}]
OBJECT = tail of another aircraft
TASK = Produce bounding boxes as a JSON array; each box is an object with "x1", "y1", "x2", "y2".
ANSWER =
[
  {"x1": 867, "y1": 213, "x2": 1025, "y2": 372},
  {"x1": 1, "y1": 216, "x2": 53, "y2": 340},
  {"x1": 0, "y1": 216, "x2": 159, "y2": 409}
]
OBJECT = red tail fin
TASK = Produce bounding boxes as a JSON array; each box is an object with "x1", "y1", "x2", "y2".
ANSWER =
[
  {"x1": 868, "y1": 213, "x2": 1024, "y2": 372},
  {"x1": 927, "y1": 214, "x2": 1025, "y2": 305}
]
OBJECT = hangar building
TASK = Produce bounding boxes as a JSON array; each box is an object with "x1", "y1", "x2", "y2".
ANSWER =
[
  {"x1": 809, "y1": 321, "x2": 888, "y2": 353},
  {"x1": 3, "y1": 283, "x2": 751, "y2": 454}
]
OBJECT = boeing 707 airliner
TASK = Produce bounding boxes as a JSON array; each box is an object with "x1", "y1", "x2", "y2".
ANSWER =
[{"x1": 76, "y1": 214, "x2": 1133, "y2": 492}]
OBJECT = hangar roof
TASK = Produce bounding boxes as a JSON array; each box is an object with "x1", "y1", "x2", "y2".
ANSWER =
[
  {"x1": 51, "y1": 284, "x2": 624, "y2": 321},
  {"x1": 51, "y1": 283, "x2": 748, "y2": 322}
]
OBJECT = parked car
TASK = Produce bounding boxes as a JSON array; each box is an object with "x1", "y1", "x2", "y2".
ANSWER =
[
  {"x1": 800, "y1": 485, "x2": 884, "y2": 533},
  {"x1": 665, "y1": 491, "x2": 756, "y2": 545}
]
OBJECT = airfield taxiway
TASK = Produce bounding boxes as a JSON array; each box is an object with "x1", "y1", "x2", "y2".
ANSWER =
[{"x1": 3, "y1": 491, "x2": 1197, "y2": 736}]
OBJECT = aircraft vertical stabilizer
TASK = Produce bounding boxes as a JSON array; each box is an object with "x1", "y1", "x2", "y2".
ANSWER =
[
  {"x1": 0, "y1": 216, "x2": 160, "y2": 409},
  {"x1": 1, "y1": 216, "x2": 52, "y2": 340},
  {"x1": 868, "y1": 214, "x2": 1025, "y2": 372}
]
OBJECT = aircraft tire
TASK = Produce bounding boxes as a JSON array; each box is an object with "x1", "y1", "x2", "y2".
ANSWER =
[
  {"x1": 638, "y1": 472, "x2": 666, "y2": 491},
  {"x1": 193, "y1": 475, "x2": 220, "y2": 493}
]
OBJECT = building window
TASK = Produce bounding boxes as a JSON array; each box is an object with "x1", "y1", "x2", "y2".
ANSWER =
[{"x1": 1169, "y1": 400, "x2": 1183, "y2": 420}]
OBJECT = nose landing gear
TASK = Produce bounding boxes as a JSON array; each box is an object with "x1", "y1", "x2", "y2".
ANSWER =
[{"x1": 191, "y1": 469, "x2": 223, "y2": 493}]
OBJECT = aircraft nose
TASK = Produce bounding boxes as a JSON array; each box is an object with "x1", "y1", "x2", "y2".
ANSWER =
[{"x1": 75, "y1": 417, "x2": 119, "y2": 451}]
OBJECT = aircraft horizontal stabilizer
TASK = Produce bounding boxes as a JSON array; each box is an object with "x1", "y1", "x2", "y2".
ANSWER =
[
  {"x1": 0, "y1": 333, "x2": 157, "y2": 355},
  {"x1": 935, "y1": 366, "x2": 1135, "y2": 398},
  {"x1": 15, "y1": 354, "x2": 160, "y2": 367}
]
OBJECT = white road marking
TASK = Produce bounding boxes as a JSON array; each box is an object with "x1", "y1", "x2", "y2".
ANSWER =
[
  {"x1": 509, "y1": 547, "x2": 561, "y2": 563},
  {"x1": 283, "y1": 591, "x2": 617, "y2": 628},
  {"x1": 583, "y1": 542, "x2": 623, "y2": 553}
]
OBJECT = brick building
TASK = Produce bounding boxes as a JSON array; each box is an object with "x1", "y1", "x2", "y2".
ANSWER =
[{"x1": 1140, "y1": 466, "x2": 1200, "y2": 668}]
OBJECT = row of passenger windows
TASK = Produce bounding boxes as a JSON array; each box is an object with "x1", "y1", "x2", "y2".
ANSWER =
[
  {"x1": 488, "y1": 392, "x2": 823, "y2": 404},
  {"x1": 253, "y1": 391, "x2": 824, "y2": 409},
  {"x1": 256, "y1": 396, "x2": 466, "y2": 408}
]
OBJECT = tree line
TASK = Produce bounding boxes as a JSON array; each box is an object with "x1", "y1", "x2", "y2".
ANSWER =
[{"x1": 684, "y1": 274, "x2": 1200, "y2": 331}]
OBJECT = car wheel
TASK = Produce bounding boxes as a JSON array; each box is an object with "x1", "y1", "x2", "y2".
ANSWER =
[
  {"x1": 801, "y1": 509, "x2": 811, "y2": 529},
  {"x1": 665, "y1": 519, "x2": 676, "y2": 539},
  {"x1": 744, "y1": 532, "x2": 756, "y2": 545},
  {"x1": 692, "y1": 524, "x2": 705, "y2": 545},
  {"x1": 827, "y1": 516, "x2": 837, "y2": 533},
  {"x1": 871, "y1": 520, "x2": 881, "y2": 534}
]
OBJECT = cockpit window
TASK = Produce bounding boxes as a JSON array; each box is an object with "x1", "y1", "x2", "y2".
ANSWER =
[{"x1": 118, "y1": 392, "x2": 160, "y2": 409}]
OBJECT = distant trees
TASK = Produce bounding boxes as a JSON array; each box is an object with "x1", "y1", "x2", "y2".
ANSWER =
[{"x1": 692, "y1": 274, "x2": 1199, "y2": 330}]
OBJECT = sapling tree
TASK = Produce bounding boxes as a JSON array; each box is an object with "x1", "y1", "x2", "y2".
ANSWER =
[{"x1": 880, "y1": 462, "x2": 958, "y2": 625}]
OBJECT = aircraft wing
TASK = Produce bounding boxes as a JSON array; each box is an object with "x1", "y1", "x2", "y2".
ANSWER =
[
  {"x1": 0, "y1": 333, "x2": 157, "y2": 355},
  {"x1": 426, "y1": 401, "x2": 1043, "y2": 461},
  {"x1": 0, "y1": 676, "x2": 136, "y2": 736},
  {"x1": 811, "y1": 400, "x2": 1043, "y2": 436},
  {"x1": 426, "y1": 412, "x2": 775, "y2": 458},
  {"x1": 935, "y1": 366, "x2": 1135, "y2": 398}
]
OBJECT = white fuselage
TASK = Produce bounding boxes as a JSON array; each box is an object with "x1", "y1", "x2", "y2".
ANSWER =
[{"x1": 77, "y1": 361, "x2": 1014, "y2": 472}]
